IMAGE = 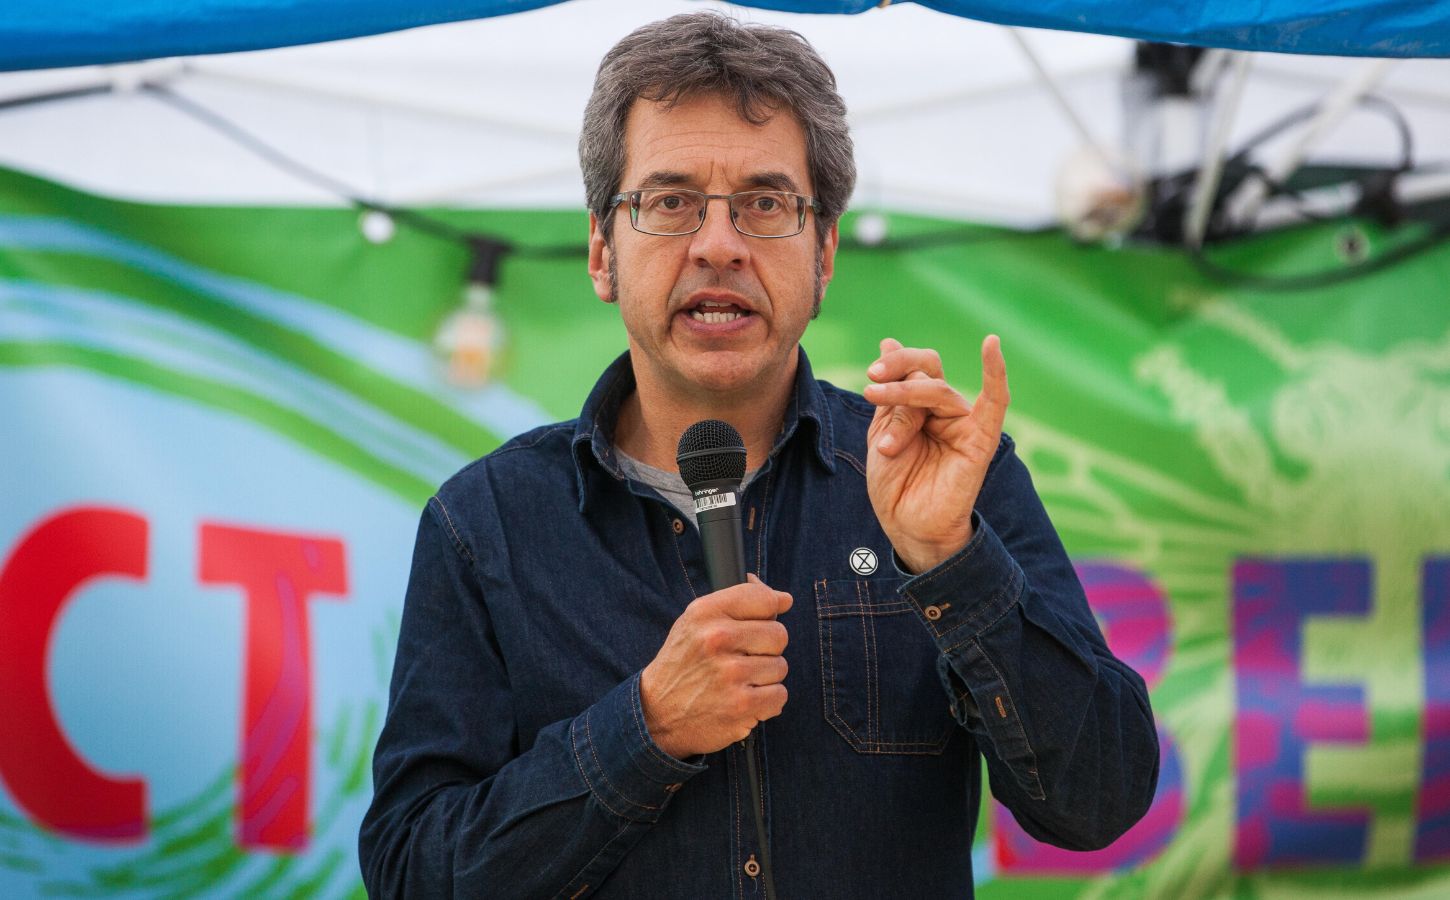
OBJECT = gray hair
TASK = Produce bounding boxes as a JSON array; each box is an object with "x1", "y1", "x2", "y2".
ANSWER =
[{"x1": 579, "y1": 12, "x2": 855, "y2": 245}]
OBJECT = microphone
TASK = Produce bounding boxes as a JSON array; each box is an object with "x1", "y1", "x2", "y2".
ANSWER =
[
  {"x1": 676, "y1": 419, "x2": 747, "y2": 592},
  {"x1": 677, "y1": 419, "x2": 778, "y2": 900}
]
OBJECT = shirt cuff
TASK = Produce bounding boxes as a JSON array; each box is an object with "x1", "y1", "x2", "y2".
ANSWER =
[
  {"x1": 898, "y1": 511, "x2": 1026, "y2": 649},
  {"x1": 569, "y1": 671, "x2": 709, "y2": 823}
]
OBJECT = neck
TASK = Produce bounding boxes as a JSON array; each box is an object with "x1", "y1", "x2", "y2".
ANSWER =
[{"x1": 615, "y1": 356, "x2": 797, "y2": 474}]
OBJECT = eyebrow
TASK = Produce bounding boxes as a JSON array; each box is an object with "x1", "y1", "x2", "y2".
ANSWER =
[{"x1": 635, "y1": 170, "x2": 804, "y2": 193}]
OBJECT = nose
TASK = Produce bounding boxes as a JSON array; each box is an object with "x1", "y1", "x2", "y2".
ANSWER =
[{"x1": 687, "y1": 197, "x2": 750, "y2": 274}]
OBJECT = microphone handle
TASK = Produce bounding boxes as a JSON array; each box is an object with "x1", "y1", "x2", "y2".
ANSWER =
[{"x1": 699, "y1": 505, "x2": 746, "y2": 591}]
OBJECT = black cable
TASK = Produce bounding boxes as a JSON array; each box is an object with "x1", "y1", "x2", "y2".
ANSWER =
[
  {"x1": 146, "y1": 84, "x2": 380, "y2": 213},
  {"x1": 1142, "y1": 92, "x2": 1417, "y2": 246},
  {"x1": 1174, "y1": 88, "x2": 1450, "y2": 289},
  {"x1": 17, "y1": 74, "x2": 1449, "y2": 293},
  {"x1": 141, "y1": 82, "x2": 573, "y2": 257},
  {"x1": 744, "y1": 732, "x2": 777, "y2": 900},
  {"x1": 0, "y1": 84, "x2": 111, "y2": 114},
  {"x1": 1226, "y1": 94, "x2": 1412, "y2": 228},
  {"x1": 138, "y1": 82, "x2": 1050, "y2": 265},
  {"x1": 1190, "y1": 216, "x2": 1450, "y2": 291}
]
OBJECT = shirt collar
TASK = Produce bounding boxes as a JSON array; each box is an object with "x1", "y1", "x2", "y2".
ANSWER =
[{"x1": 570, "y1": 347, "x2": 836, "y2": 513}]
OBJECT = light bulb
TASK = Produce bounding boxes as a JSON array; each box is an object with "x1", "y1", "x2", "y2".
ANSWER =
[{"x1": 435, "y1": 281, "x2": 505, "y2": 388}]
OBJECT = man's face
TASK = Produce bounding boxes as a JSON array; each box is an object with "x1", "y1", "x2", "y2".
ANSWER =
[{"x1": 588, "y1": 92, "x2": 838, "y2": 403}]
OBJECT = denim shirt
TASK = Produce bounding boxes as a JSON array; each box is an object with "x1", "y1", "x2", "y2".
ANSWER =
[{"x1": 360, "y1": 350, "x2": 1159, "y2": 899}]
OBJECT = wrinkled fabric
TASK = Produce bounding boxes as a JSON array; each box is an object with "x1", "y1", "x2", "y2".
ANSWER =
[{"x1": 360, "y1": 348, "x2": 1159, "y2": 899}]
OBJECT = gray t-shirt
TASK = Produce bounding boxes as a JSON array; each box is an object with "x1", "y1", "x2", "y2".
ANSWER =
[{"x1": 615, "y1": 449, "x2": 758, "y2": 529}]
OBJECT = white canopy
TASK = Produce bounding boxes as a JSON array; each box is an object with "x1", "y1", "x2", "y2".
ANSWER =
[{"x1": 2, "y1": 0, "x2": 1449, "y2": 231}]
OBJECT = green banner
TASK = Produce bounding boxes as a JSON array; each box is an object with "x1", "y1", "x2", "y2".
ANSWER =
[{"x1": 2, "y1": 163, "x2": 1449, "y2": 897}]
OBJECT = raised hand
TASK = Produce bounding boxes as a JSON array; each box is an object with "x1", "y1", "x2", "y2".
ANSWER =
[
  {"x1": 863, "y1": 335, "x2": 1010, "y2": 574},
  {"x1": 640, "y1": 574, "x2": 792, "y2": 758}
]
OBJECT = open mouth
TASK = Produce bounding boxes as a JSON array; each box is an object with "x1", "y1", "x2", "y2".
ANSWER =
[
  {"x1": 689, "y1": 306, "x2": 750, "y2": 324},
  {"x1": 687, "y1": 299, "x2": 753, "y2": 324}
]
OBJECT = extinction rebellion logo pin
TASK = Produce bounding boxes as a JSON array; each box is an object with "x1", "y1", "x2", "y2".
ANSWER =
[{"x1": 850, "y1": 547, "x2": 878, "y2": 575}]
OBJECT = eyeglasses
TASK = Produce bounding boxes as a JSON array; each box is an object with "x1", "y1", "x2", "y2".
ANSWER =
[{"x1": 609, "y1": 188, "x2": 821, "y2": 238}]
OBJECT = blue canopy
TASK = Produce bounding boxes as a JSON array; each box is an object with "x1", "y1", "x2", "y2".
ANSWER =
[{"x1": 2, "y1": 0, "x2": 1447, "y2": 71}]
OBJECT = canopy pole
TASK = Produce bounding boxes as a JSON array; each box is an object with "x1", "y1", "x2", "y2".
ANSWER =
[
  {"x1": 1185, "y1": 52, "x2": 1252, "y2": 248},
  {"x1": 1006, "y1": 27, "x2": 1120, "y2": 177},
  {"x1": 1224, "y1": 58, "x2": 1396, "y2": 227},
  {"x1": 185, "y1": 61, "x2": 574, "y2": 140},
  {"x1": 0, "y1": 60, "x2": 182, "y2": 110}
]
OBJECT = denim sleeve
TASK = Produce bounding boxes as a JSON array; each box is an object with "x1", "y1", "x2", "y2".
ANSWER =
[
  {"x1": 359, "y1": 500, "x2": 706, "y2": 899},
  {"x1": 897, "y1": 438, "x2": 1160, "y2": 851}
]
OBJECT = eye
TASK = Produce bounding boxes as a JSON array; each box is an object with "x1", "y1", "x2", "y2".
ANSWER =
[
  {"x1": 658, "y1": 193, "x2": 686, "y2": 210},
  {"x1": 750, "y1": 194, "x2": 781, "y2": 213}
]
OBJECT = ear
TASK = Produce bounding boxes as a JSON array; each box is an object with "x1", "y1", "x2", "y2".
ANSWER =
[
  {"x1": 587, "y1": 212, "x2": 615, "y2": 303},
  {"x1": 820, "y1": 220, "x2": 840, "y2": 291}
]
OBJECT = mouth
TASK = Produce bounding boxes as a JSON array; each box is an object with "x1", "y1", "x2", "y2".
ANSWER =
[{"x1": 682, "y1": 292, "x2": 756, "y2": 326}]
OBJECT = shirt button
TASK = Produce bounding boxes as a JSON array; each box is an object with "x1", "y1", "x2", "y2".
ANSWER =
[
  {"x1": 672, "y1": 518, "x2": 685, "y2": 535},
  {"x1": 743, "y1": 855, "x2": 761, "y2": 878},
  {"x1": 924, "y1": 604, "x2": 942, "y2": 621},
  {"x1": 665, "y1": 782, "x2": 682, "y2": 793}
]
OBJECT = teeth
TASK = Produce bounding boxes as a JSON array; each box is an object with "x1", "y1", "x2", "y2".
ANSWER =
[{"x1": 690, "y1": 310, "x2": 742, "y2": 324}]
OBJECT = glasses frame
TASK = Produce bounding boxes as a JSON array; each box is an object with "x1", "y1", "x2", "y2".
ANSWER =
[{"x1": 608, "y1": 188, "x2": 821, "y2": 238}]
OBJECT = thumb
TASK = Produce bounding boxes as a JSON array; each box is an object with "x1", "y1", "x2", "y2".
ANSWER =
[{"x1": 746, "y1": 573, "x2": 792, "y2": 616}]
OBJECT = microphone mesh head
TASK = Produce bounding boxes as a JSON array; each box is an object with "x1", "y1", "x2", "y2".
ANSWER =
[{"x1": 676, "y1": 419, "x2": 747, "y2": 489}]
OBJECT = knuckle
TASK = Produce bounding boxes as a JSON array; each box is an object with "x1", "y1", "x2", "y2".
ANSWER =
[
  {"x1": 730, "y1": 692, "x2": 754, "y2": 719},
  {"x1": 700, "y1": 626, "x2": 727, "y2": 654},
  {"x1": 725, "y1": 656, "x2": 751, "y2": 683}
]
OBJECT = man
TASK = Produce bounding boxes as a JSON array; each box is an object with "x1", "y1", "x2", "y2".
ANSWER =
[{"x1": 361, "y1": 13, "x2": 1158, "y2": 898}]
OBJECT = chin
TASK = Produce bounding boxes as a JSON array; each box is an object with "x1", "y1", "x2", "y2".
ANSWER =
[{"x1": 679, "y1": 355, "x2": 768, "y2": 396}]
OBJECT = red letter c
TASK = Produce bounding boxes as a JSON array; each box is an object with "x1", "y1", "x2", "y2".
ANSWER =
[{"x1": 0, "y1": 506, "x2": 148, "y2": 842}]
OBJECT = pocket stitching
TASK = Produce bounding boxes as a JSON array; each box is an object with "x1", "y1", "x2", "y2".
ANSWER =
[
  {"x1": 816, "y1": 578, "x2": 867, "y2": 748},
  {"x1": 817, "y1": 578, "x2": 954, "y2": 755},
  {"x1": 860, "y1": 579, "x2": 877, "y2": 743},
  {"x1": 867, "y1": 583, "x2": 887, "y2": 746}
]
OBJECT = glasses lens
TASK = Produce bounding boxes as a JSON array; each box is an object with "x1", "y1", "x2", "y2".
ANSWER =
[
  {"x1": 730, "y1": 191, "x2": 801, "y2": 237},
  {"x1": 633, "y1": 190, "x2": 705, "y2": 235}
]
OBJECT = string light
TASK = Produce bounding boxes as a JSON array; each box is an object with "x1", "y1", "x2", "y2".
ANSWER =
[{"x1": 435, "y1": 237, "x2": 511, "y2": 388}]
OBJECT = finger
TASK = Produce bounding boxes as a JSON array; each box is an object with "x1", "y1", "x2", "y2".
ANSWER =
[
  {"x1": 751, "y1": 683, "x2": 788, "y2": 721},
  {"x1": 745, "y1": 573, "x2": 793, "y2": 616},
  {"x1": 867, "y1": 337, "x2": 903, "y2": 383},
  {"x1": 862, "y1": 377, "x2": 970, "y2": 418},
  {"x1": 973, "y1": 334, "x2": 1011, "y2": 436},
  {"x1": 868, "y1": 345, "x2": 943, "y2": 383},
  {"x1": 867, "y1": 369, "x2": 930, "y2": 456},
  {"x1": 739, "y1": 654, "x2": 788, "y2": 686},
  {"x1": 729, "y1": 619, "x2": 789, "y2": 656},
  {"x1": 875, "y1": 404, "x2": 923, "y2": 456},
  {"x1": 718, "y1": 579, "x2": 792, "y2": 621}
]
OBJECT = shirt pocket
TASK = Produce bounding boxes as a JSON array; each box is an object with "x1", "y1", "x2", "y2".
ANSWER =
[{"x1": 814, "y1": 578, "x2": 955, "y2": 755}]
